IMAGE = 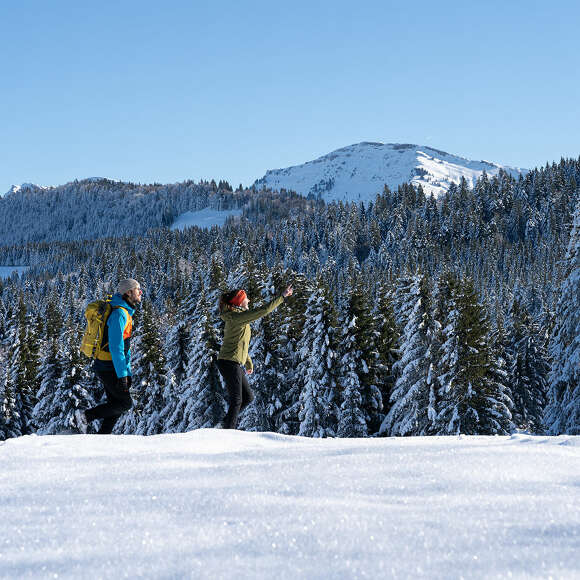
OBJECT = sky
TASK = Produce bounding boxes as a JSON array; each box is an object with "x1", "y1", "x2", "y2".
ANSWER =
[{"x1": 1, "y1": 0, "x2": 579, "y2": 194}]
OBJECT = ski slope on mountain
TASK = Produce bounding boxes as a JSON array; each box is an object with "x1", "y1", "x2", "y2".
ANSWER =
[
  {"x1": 1, "y1": 431, "x2": 578, "y2": 579},
  {"x1": 255, "y1": 142, "x2": 526, "y2": 203},
  {"x1": 170, "y1": 207, "x2": 243, "y2": 231}
]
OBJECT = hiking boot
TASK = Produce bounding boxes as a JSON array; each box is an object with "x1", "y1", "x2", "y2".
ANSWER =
[{"x1": 74, "y1": 409, "x2": 88, "y2": 434}]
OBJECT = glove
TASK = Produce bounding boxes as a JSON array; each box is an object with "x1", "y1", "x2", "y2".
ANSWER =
[{"x1": 118, "y1": 376, "x2": 129, "y2": 391}]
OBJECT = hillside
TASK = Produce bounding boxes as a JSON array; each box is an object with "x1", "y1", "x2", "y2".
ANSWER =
[
  {"x1": 0, "y1": 178, "x2": 248, "y2": 246},
  {"x1": 1, "y1": 431, "x2": 578, "y2": 579},
  {"x1": 255, "y1": 142, "x2": 526, "y2": 203}
]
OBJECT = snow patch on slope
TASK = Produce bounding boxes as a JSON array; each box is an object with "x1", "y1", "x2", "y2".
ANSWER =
[{"x1": 170, "y1": 207, "x2": 242, "y2": 231}]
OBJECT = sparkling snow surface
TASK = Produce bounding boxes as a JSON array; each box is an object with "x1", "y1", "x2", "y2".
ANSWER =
[
  {"x1": 170, "y1": 208, "x2": 243, "y2": 231},
  {"x1": 255, "y1": 142, "x2": 526, "y2": 203},
  {"x1": 1, "y1": 431, "x2": 578, "y2": 580}
]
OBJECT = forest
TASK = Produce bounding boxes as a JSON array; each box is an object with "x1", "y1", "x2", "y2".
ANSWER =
[{"x1": 1, "y1": 157, "x2": 579, "y2": 439}]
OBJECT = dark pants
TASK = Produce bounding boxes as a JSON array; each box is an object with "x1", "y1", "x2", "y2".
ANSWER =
[
  {"x1": 85, "y1": 371, "x2": 133, "y2": 434},
  {"x1": 217, "y1": 359, "x2": 254, "y2": 429}
]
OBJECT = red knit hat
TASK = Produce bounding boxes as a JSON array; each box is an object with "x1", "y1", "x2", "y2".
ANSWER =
[{"x1": 229, "y1": 289, "x2": 247, "y2": 307}]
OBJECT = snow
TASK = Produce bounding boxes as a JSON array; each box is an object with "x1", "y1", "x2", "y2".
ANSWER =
[
  {"x1": 1, "y1": 430, "x2": 578, "y2": 579},
  {"x1": 255, "y1": 142, "x2": 527, "y2": 203},
  {"x1": 170, "y1": 208, "x2": 243, "y2": 231},
  {"x1": 0, "y1": 266, "x2": 28, "y2": 279},
  {"x1": 3, "y1": 183, "x2": 49, "y2": 196}
]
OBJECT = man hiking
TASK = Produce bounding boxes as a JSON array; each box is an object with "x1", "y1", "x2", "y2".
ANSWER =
[
  {"x1": 217, "y1": 285, "x2": 293, "y2": 429},
  {"x1": 75, "y1": 278, "x2": 143, "y2": 434}
]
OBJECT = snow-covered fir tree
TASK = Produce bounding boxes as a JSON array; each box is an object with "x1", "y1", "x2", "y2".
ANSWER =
[
  {"x1": 340, "y1": 277, "x2": 382, "y2": 434},
  {"x1": 33, "y1": 298, "x2": 65, "y2": 433},
  {"x1": 374, "y1": 282, "x2": 400, "y2": 423},
  {"x1": 278, "y1": 273, "x2": 312, "y2": 435},
  {"x1": 435, "y1": 277, "x2": 513, "y2": 435},
  {"x1": 0, "y1": 371, "x2": 19, "y2": 440},
  {"x1": 166, "y1": 288, "x2": 226, "y2": 432},
  {"x1": 507, "y1": 296, "x2": 549, "y2": 433},
  {"x1": 32, "y1": 336, "x2": 63, "y2": 433},
  {"x1": 58, "y1": 319, "x2": 96, "y2": 432},
  {"x1": 381, "y1": 274, "x2": 437, "y2": 436},
  {"x1": 5, "y1": 298, "x2": 40, "y2": 436},
  {"x1": 337, "y1": 361, "x2": 366, "y2": 438},
  {"x1": 295, "y1": 279, "x2": 340, "y2": 437},
  {"x1": 545, "y1": 200, "x2": 580, "y2": 435},
  {"x1": 160, "y1": 276, "x2": 201, "y2": 428},
  {"x1": 252, "y1": 269, "x2": 296, "y2": 433},
  {"x1": 134, "y1": 301, "x2": 168, "y2": 435}
]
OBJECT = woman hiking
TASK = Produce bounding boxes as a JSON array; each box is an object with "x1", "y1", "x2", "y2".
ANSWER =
[{"x1": 217, "y1": 285, "x2": 293, "y2": 429}]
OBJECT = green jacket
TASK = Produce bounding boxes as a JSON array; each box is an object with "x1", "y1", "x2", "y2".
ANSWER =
[{"x1": 218, "y1": 295, "x2": 285, "y2": 370}]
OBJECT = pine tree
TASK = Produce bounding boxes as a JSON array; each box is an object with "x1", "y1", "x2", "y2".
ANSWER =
[
  {"x1": 1, "y1": 371, "x2": 19, "y2": 440},
  {"x1": 160, "y1": 277, "x2": 200, "y2": 428},
  {"x1": 58, "y1": 319, "x2": 96, "y2": 432},
  {"x1": 545, "y1": 201, "x2": 580, "y2": 434},
  {"x1": 337, "y1": 366, "x2": 366, "y2": 438},
  {"x1": 375, "y1": 282, "x2": 400, "y2": 423},
  {"x1": 296, "y1": 280, "x2": 340, "y2": 437},
  {"x1": 5, "y1": 298, "x2": 40, "y2": 436},
  {"x1": 435, "y1": 277, "x2": 513, "y2": 435},
  {"x1": 278, "y1": 272, "x2": 311, "y2": 434},
  {"x1": 507, "y1": 297, "x2": 549, "y2": 433},
  {"x1": 33, "y1": 297, "x2": 65, "y2": 433},
  {"x1": 341, "y1": 277, "x2": 382, "y2": 434},
  {"x1": 488, "y1": 310, "x2": 514, "y2": 430},
  {"x1": 134, "y1": 302, "x2": 168, "y2": 435},
  {"x1": 381, "y1": 274, "x2": 437, "y2": 436},
  {"x1": 32, "y1": 337, "x2": 63, "y2": 433},
  {"x1": 167, "y1": 289, "x2": 226, "y2": 431}
]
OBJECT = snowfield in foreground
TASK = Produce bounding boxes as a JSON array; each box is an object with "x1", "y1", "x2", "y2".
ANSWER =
[{"x1": 1, "y1": 431, "x2": 579, "y2": 580}]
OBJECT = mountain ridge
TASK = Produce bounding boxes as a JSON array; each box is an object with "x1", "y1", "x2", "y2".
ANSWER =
[{"x1": 255, "y1": 142, "x2": 527, "y2": 203}]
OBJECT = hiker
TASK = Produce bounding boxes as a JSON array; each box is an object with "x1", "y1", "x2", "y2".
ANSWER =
[
  {"x1": 75, "y1": 279, "x2": 143, "y2": 434},
  {"x1": 217, "y1": 285, "x2": 293, "y2": 429}
]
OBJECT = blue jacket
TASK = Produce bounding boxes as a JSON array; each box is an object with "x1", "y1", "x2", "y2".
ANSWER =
[{"x1": 93, "y1": 293, "x2": 135, "y2": 378}]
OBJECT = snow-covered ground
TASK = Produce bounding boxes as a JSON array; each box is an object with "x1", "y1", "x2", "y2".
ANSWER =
[
  {"x1": 0, "y1": 266, "x2": 28, "y2": 279},
  {"x1": 1, "y1": 431, "x2": 578, "y2": 579},
  {"x1": 255, "y1": 142, "x2": 526, "y2": 203},
  {"x1": 170, "y1": 208, "x2": 242, "y2": 231}
]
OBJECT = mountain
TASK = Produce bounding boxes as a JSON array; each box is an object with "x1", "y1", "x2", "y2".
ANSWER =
[
  {"x1": 254, "y1": 142, "x2": 527, "y2": 203},
  {"x1": 0, "y1": 178, "x2": 249, "y2": 246},
  {"x1": 4, "y1": 183, "x2": 49, "y2": 196}
]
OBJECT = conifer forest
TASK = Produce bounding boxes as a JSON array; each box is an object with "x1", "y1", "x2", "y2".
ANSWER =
[{"x1": 1, "y1": 158, "x2": 579, "y2": 440}]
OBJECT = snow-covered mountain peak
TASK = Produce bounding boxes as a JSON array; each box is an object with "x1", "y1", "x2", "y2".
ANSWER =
[
  {"x1": 4, "y1": 178, "x2": 118, "y2": 197},
  {"x1": 255, "y1": 142, "x2": 527, "y2": 203},
  {"x1": 3, "y1": 183, "x2": 50, "y2": 197}
]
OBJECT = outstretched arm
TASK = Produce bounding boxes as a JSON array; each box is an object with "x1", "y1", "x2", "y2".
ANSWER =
[
  {"x1": 230, "y1": 286, "x2": 293, "y2": 324},
  {"x1": 232, "y1": 295, "x2": 285, "y2": 324}
]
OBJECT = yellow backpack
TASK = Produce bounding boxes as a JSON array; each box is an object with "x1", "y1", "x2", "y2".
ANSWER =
[{"x1": 80, "y1": 296, "x2": 113, "y2": 359}]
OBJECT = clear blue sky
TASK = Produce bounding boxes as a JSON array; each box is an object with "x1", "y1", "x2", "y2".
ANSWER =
[{"x1": 2, "y1": 0, "x2": 579, "y2": 194}]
